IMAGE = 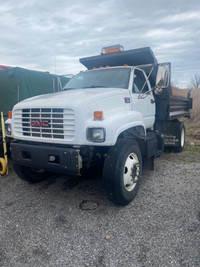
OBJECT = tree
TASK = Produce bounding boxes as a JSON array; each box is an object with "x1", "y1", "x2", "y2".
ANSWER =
[{"x1": 190, "y1": 74, "x2": 200, "y2": 89}]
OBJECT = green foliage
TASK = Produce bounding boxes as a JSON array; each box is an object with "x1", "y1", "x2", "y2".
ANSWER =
[{"x1": 184, "y1": 146, "x2": 200, "y2": 153}]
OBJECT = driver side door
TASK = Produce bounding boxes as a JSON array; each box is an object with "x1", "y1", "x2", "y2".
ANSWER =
[{"x1": 131, "y1": 68, "x2": 155, "y2": 129}]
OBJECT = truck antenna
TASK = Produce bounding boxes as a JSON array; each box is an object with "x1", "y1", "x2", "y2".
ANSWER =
[{"x1": 54, "y1": 55, "x2": 57, "y2": 74}]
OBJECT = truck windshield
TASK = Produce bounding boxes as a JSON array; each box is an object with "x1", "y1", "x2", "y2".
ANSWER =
[{"x1": 64, "y1": 68, "x2": 130, "y2": 90}]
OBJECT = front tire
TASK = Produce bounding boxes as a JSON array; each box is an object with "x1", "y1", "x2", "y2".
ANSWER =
[
  {"x1": 13, "y1": 164, "x2": 50, "y2": 183},
  {"x1": 103, "y1": 139, "x2": 142, "y2": 206}
]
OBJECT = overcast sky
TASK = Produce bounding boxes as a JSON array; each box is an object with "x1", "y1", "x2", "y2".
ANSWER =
[{"x1": 0, "y1": 0, "x2": 200, "y2": 88}]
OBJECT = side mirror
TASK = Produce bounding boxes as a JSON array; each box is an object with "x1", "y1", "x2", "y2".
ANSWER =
[{"x1": 156, "y1": 64, "x2": 169, "y2": 89}]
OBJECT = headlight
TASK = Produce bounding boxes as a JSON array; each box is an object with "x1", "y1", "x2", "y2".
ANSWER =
[
  {"x1": 87, "y1": 128, "x2": 105, "y2": 143},
  {"x1": 5, "y1": 123, "x2": 12, "y2": 136}
]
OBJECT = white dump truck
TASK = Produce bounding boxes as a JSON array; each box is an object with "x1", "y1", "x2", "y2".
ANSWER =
[{"x1": 6, "y1": 45, "x2": 192, "y2": 205}]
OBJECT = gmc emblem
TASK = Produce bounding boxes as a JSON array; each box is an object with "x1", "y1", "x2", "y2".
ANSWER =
[{"x1": 31, "y1": 120, "x2": 49, "y2": 127}]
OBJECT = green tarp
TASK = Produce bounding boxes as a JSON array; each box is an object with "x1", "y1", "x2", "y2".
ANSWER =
[{"x1": 0, "y1": 67, "x2": 70, "y2": 118}]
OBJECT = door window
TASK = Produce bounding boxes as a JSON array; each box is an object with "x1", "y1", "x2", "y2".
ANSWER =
[{"x1": 133, "y1": 69, "x2": 149, "y2": 93}]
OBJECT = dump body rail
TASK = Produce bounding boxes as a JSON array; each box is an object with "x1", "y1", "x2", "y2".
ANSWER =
[{"x1": 169, "y1": 95, "x2": 192, "y2": 120}]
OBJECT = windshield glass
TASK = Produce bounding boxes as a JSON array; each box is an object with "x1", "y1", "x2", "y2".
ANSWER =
[{"x1": 64, "y1": 68, "x2": 130, "y2": 90}]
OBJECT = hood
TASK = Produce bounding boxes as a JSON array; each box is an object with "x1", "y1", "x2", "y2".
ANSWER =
[{"x1": 13, "y1": 87, "x2": 129, "y2": 109}]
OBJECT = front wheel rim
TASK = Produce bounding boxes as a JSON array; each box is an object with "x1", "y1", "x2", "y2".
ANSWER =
[{"x1": 123, "y1": 152, "x2": 140, "y2": 192}]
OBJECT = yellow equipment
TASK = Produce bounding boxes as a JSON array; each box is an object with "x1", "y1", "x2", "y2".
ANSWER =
[{"x1": 0, "y1": 112, "x2": 8, "y2": 175}]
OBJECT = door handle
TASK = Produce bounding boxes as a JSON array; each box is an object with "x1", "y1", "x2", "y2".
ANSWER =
[{"x1": 150, "y1": 99, "x2": 155, "y2": 104}]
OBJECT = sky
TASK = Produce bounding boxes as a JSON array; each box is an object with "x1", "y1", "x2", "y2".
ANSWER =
[{"x1": 0, "y1": 0, "x2": 200, "y2": 88}]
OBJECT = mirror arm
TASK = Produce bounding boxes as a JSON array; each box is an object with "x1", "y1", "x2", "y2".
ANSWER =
[
  {"x1": 154, "y1": 86, "x2": 163, "y2": 95},
  {"x1": 138, "y1": 66, "x2": 155, "y2": 99}
]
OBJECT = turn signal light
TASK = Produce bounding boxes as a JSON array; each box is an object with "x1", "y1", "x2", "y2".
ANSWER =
[
  {"x1": 8, "y1": 111, "x2": 12, "y2": 118},
  {"x1": 94, "y1": 111, "x2": 103, "y2": 120}
]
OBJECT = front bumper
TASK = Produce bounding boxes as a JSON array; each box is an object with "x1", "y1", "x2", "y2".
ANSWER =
[{"x1": 11, "y1": 141, "x2": 82, "y2": 175}]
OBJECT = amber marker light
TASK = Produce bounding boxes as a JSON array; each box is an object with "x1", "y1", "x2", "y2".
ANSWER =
[
  {"x1": 94, "y1": 111, "x2": 103, "y2": 120},
  {"x1": 104, "y1": 48, "x2": 119, "y2": 54},
  {"x1": 8, "y1": 111, "x2": 12, "y2": 118},
  {"x1": 101, "y1": 44, "x2": 124, "y2": 55}
]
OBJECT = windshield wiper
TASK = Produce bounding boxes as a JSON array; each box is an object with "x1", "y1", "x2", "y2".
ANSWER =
[
  {"x1": 83, "y1": 85, "x2": 107, "y2": 88},
  {"x1": 64, "y1": 85, "x2": 107, "y2": 90},
  {"x1": 63, "y1": 88, "x2": 75, "y2": 90}
]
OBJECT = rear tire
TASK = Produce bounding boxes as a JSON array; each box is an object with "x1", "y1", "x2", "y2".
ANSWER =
[
  {"x1": 103, "y1": 139, "x2": 142, "y2": 206},
  {"x1": 174, "y1": 122, "x2": 185, "y2": 153},
  {"x1": 13, "y1": 164, "x2": 50, "y2": 183}
]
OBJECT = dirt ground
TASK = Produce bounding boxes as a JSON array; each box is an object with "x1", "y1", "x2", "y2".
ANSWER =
[
  {"x1": 0, "y1": 142, "x2": 199, "y2": 267},
  {"x1": 186, "y1": 135, "x2": 200, "y2": 146}
]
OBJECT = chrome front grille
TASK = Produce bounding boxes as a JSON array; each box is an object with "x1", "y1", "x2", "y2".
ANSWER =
[{"x1": 13, "y1": 108, "x2": 75, "y2": 140}]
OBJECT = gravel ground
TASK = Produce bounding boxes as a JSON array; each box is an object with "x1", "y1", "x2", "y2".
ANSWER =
[{"x1": 0, "y1": 149, "x2": 199, "y2": 267}]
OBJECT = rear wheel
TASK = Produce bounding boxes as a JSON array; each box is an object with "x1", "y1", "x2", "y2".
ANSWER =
[
  {"x1": 13, "y1": 164, "x2": 50, "y2": 183},
  {"x1": 103, "y1": 139, "x2": 142, "y2": 206},
  {"x1": 174, "y1": 122, "x2": 185, "y2": 153}
]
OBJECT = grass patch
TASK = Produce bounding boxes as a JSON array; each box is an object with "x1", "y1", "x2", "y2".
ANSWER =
[
  {"x1": 184, "y1": 146, "x2": 200, "y2": 152},
  {"x1": 185, "y1": 120, "x2": 200, "y2": 135},
  {"x1": 185, "y1": 124, "x2": 199, "y2": 135}
]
